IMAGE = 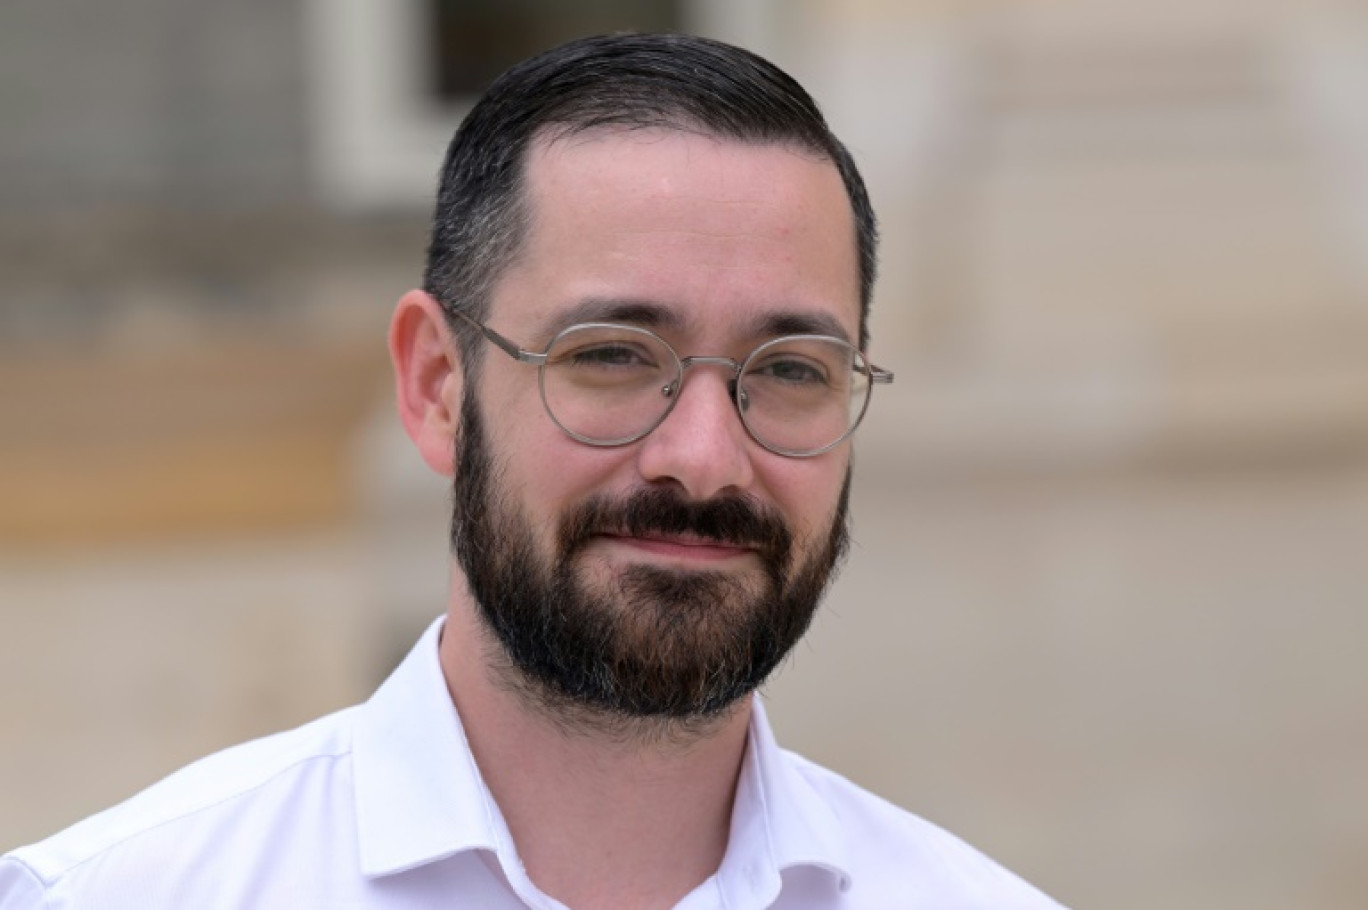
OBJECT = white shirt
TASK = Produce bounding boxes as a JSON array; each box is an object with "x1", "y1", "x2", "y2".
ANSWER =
[{"x1": 0, "y1": 618, "x2": 1065, "y2": 909}]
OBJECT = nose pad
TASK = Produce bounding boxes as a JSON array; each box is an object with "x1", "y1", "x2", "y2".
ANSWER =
[
  {"x1": 657, "y1": 365, "x2": 747, "y2": 423},
  {"x1": 730, "y1": 379, "x2": 749, "y2": 414},
  {"x1": 663, "y1": 376, "x2": 743, "y2": 410}
]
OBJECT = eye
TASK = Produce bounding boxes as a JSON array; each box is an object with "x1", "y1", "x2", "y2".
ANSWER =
[
  {"x1": 748, "y1": 355, "x2": 830, "y2": 386},
  {"x1": 559, "y1": 341, "x2": 659, "y2": 370}
]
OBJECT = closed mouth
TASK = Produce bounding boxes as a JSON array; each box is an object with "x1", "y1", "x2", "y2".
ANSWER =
[{"x1": 597, "y1": 532, "x2": 757, "y2": 561}]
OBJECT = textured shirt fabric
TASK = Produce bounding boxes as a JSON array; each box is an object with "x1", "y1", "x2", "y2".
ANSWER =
[{"x1": 0, "y1": 618, "x2": 1065, "y2": 909}]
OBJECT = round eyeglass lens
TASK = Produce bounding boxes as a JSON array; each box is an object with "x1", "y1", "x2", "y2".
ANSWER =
[
  {"x1": 539, "y1": 324, "x2": 681, "y2": 445},
  {"x1": 738, "y1": 336, "x2": 872, "y2": 455}
]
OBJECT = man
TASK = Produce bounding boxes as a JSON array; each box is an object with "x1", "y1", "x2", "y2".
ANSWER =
[{"x1": 0, "y1": 34, "x2": 1064, "y2": 908}]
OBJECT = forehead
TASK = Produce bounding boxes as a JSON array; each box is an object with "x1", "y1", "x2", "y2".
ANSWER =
[{"x1": 494, "y1": 128, "x2": 861, "y2": 344}]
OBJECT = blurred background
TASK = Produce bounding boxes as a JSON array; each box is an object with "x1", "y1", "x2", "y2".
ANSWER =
[{"x1": 3, "y1": 1, "x2": 1368, "y2": 907}]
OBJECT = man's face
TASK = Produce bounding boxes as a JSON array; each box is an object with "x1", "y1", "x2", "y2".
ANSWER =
[{"x1": 451, "y1": 129, "x2": 863, "y2": 721}]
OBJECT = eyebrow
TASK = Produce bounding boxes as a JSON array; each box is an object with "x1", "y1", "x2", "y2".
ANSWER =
[
  {"x1": 540, "y1": 298, "x2": 854, "y2": 346},
  {"x1": 745, "y1": 309, "x2": 853, "y2": 344},
  {"x1": 540, "y1": 298, "x2": 686, "y2": 339}
]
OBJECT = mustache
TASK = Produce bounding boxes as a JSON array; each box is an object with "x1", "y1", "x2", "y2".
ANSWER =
[{"x1": 559, "y1": 488, "x2": 793, "y2": 560}]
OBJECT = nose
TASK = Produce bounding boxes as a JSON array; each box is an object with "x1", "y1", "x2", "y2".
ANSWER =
[{"x1": 634, "y1": 364, "x2": 756, "y2": 500}]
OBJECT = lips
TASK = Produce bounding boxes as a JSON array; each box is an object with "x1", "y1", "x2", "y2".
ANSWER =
[{"x1": 599, "y1": 532, "x2": 756, "y2": 562}]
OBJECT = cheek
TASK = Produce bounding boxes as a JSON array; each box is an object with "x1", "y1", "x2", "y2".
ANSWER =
[
  {"x1": 488, "y1": 396, "x2": 636, "y2": 520},
  {"x1": 476, "y1": 358, "x2": 556, "y2": 463},
  {"x1": 758, "y1": 451, "x2": 850, "y2": 539}
]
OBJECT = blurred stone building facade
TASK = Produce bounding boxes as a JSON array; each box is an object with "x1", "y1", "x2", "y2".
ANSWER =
[{"x1": 3, "y1": 3, "x2": 1368, "y2": 909}]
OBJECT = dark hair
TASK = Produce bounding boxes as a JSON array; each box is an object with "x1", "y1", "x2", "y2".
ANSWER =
[{"x1": 423, "y1": 32, "x2": 878, "y2": 361}]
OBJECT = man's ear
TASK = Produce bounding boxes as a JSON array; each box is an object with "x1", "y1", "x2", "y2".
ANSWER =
[{"x1": 389, "y1": 289, "x2": 463, "y2": 478}]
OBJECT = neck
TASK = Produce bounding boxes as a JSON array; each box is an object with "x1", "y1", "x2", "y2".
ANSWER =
[{"x1": 439, "y1": 597, "x2": 753, "y2": 910}]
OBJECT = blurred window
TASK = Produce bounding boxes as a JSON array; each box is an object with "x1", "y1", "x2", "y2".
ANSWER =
[
  {"x1": 428, "y1": 0, "x2": 683, "y2": 98},
  {"x1": 306, "y1": 0, "x2": 770, "y2": 208}
]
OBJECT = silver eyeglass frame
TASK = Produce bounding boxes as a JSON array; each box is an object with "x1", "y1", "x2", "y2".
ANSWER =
[{"x1": 451, "y1": 309, "x2": 894, "y2": 458}]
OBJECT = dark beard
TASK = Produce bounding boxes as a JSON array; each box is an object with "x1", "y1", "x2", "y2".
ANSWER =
[{"x1": 450, "y1": 391, "x2": 851, "y2": 725}]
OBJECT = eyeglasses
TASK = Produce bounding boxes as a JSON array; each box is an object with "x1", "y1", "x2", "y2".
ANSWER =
[{"x1": 452, "y1": 310, "x2": 894, "y2": 457}]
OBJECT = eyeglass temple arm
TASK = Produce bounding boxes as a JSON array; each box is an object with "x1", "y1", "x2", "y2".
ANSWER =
[
  {"x1": 450, "y1": 308, "x2": 548, "y2": 365},
  {"x1": 869, "y1": 365, "x2": 895, "y2": 384}
]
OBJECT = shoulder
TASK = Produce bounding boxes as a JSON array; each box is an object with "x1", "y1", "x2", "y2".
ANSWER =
[
  {"x1": 782, "y1": 749, "x2": 1068, "y2": 909},
  {"x1": 1, "y1": 706, "x2": 360, "y2": 907}
]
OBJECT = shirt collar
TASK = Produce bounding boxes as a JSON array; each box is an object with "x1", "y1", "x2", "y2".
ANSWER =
[
  {"x1": 351, "y1": 617, "x2": 856, "y2": 896},
  {"x1": 352, "y1": 616, "x2": 506, "y2": 877},
  {"x1": 715, "y1": 697, "x2": 854, "y2": 903}
]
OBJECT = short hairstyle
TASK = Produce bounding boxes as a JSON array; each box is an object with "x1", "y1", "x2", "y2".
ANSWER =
[{"x1": 422, "y1": 32, "x2": 878, "y2": 363}]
